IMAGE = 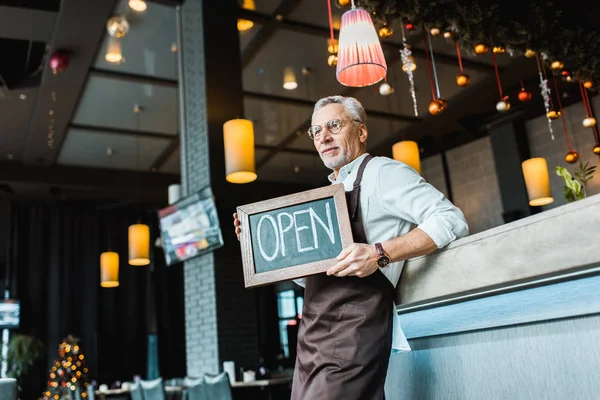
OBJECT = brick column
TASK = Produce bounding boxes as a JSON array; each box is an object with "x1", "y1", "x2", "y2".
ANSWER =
[{"x1": 176, "y1": 0, "x2": 244, "y2": 376}]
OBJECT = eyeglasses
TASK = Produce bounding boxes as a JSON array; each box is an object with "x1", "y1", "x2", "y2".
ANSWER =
[{"x1": 307, "y1": 118, "x2": 361, "y2": 140}]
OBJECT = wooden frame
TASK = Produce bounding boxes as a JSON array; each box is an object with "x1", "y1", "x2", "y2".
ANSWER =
[{"x1": 237, "y1": 184, "x2": 353, "y2": 288}]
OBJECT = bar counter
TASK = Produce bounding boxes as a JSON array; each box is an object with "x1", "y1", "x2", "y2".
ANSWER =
[{"x1": 385, "y1": 194, "x2": 600, "y2": 400}]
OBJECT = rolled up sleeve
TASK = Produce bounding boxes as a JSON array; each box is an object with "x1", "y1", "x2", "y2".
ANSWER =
[{"x1": 377, "y1": 160, "x2": 469, "y2": 248}]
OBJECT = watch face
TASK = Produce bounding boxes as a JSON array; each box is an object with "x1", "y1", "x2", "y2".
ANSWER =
[{"x1": 377, "y1": 256, "x2": 390, "y2": 267}]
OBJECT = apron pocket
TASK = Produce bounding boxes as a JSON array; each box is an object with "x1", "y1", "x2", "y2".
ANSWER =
[{"x1": 332, "y1": 304, "x2": 365, "y2": 362}]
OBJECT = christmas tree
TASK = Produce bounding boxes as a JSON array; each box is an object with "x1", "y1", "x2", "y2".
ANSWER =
[{"x1": 42, "y1": 335, "x2": 90, "y2": 400}]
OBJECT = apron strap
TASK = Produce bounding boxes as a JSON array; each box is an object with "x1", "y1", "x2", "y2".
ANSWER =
[{"x1": 350, "y1": 154, "x2": 373, "y2": 219}]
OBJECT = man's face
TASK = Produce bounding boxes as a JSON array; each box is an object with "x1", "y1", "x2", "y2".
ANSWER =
[{"x1": 311, "y1": 103, "x2": 367, "y2": 172}]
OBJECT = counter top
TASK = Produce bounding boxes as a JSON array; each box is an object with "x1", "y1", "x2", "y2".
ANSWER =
[{"x1": 397, "y1": 193, "x2": 600, "y2": 312}]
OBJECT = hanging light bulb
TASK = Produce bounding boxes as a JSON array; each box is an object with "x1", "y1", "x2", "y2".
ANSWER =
[
  {"x1": 129, "y1": 224, "x2": 150, "y2": 266},
  {"x1": 100, "y1": 252, "x2": 119, "y2": 288},
  {"x1": 237, "y1": 0, "x2": 255, "y2": 31},
  {"x1": 392, "y1": 141, "x2": 421, "y2": 174},
  {"x1": 105, "y1": 36, "x2": 123, "y2": 64},
  {"x1": 283, "y1": 66, "x2": 298, "y2": 90},
  {"x1": 336, "y1": 7, "x2": 387, "y2": 87},
  {"x1": 521, "y1": 158, "x2": 554, "y2": 206},
  {"x1": 223, "y1": 119, "x2": 257, "y2": 184},
  {"x1": 128, "y1": 0, "x2": 147, "y2": 12}
]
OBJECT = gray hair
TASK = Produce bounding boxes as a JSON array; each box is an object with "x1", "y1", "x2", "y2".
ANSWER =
[{"x1": 312, "y1": 95, "x2": 367, "y2": 124}]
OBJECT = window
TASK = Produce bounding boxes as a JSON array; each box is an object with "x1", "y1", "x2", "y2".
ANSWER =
[{"x1": 276, "y1": 289, "x2": 303, "y2": 358}]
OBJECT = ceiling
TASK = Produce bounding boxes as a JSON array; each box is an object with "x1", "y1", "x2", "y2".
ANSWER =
[{"x1": 0, "y1": 0, "x2": 590, "y2": 202}]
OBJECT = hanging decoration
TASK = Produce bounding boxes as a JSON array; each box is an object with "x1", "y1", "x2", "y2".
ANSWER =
[
  {"x1": 423, "y1": 26, "x2": 445, "y2": 115},
  {"x1": 355, "y1": 0, "x2": 600, "y2": 83},
  {"x1": 518, "y1": 79, "x2": 532, "y2": 101},
  {"x1": 579, "y1": 79, "x2": 600, "y2": 155},
  {"x1": 474, "y1": 43, "x2": 489, "y2": 55},
  {"x1": 399, "y1": 24, "x2": 418, "y2": 116},
  {"x1": 46, "y1": 51, "x2": 69, "y2": 149},
  {"x1": 378, "y1": 24, "x2": 393, "y2": 38},
  {"x1": 492, "y1": 45, "x2": 506, "y2": 54},
  {"x1": 491, "y1": 51, "x2": 510, "y2": 112},
  {"x1": 578, "y1": 78, "x2": 596, "y2": 128},
  {"x1": 336, "y1": 1, "x2": 387, "y2": 87},
  {"x1": 326, "y1": 0, "x2": 338, "y2": 67},
  {"x1": 49, "y1": 51, "x2": 69, "y2": 74},
  {"x1": 455, "y1": 41, "x2": 470, "y2": 87},
  {"x1": 535, "y1": 55, "x2": 556, "y2": 140},
  {"x1": 379, "y1": 81, "x2": 394, "y2": 96},
  {"x1": 551, "y1": 72, "x2": 579, "y2": 164}
]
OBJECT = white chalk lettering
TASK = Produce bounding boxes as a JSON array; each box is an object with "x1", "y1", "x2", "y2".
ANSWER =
[
  {"x1": 277, "y1": 212, "x2": 294, "y2": 257},
  {"x1": 257, "y1": 215, "x2": 279, "y2": 261},
  {"x1": 309, "y1": 202, "x2": 335, "y2": 248},
  {"x1": 293, "y1": 209, "x2": 314, "y2": 253}
]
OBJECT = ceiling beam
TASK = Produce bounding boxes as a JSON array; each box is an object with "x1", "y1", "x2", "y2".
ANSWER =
[
  {"x1": 245, "y1": 91, "x2": 421, "y2": 123},
  {"x1": 255, "y1": 144, "x2": 316, "y2": 155},
  {"x1": 146, "y1": 0, "x2": 183, "y2": 6},
  {"x1": 0, "y1": 161, "x2": 179, "y2": 193},
  {"x1": 88, "y1": 67, "x2": 178, "y2": 87},
  {"x1": 242, "y1": 0, "x2": 304, "y2": 68},
  {"x1": 0, "y1": 6, "x2": 57, "y2": 41},
  {"x1": 237, "y1": 9, "x2": 494, "y2": 73},
  {"x1": 23, "y1": 0, "x2": 120, "y2": 166},
  {"x1": 68, "y1": 123, "x2": 175, "y2": 140}
]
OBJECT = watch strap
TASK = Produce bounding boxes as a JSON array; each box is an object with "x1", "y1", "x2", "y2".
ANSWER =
[{"x1": 375, "y1": 242, "x2": 385, "y2": 256}]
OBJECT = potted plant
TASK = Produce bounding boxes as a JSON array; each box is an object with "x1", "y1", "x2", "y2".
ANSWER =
[
  {"x1": 556, "y1": 161, "x2": 596, "y2": 202},
  {"x1": 1, "y1": 334, "x2": 44, "y2": 392}
]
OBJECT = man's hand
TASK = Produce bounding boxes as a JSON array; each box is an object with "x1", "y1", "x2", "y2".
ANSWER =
[
  {"x1": 326, "y1": 243, "x2": 379, "y2": 278},
  {"x1": 233, "y1": 212, "x2": 241, "y2": 241}
]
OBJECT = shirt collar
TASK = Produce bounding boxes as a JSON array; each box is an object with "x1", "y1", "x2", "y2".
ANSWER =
[{"x1": 327, "y1": 153, "x2": 370, "y2": 184}]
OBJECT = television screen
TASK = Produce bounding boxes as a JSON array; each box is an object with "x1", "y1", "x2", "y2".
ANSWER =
[
  {"x1": 0, "y1": 299, "x2": 20, "y2": 329},
  {"x1": 158, "y1": 186, "x2": 224, "y2": 266}
]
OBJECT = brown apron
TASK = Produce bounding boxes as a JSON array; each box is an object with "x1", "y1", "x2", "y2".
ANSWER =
[{"x1": 291, "y1": 155, "x2": 395, "y2": 400}]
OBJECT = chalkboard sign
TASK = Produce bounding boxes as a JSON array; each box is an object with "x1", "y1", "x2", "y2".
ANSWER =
[{"x1": 236, "y1": 184, "x2": 353, "y2": 288}]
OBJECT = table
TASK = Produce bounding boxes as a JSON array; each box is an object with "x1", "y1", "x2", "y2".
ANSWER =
[{"x1": 230, "y1": 376, "x2": 292, "y2": 400}]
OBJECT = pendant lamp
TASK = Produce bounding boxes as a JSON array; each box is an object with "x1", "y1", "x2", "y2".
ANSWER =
[
  {"x1": 100, "y1": 252, "x2": 119, "y2": 288},
  {"x1": 392, "y1": 141, "x2": 421, "y2": 174},
  {"x1": 336, "y1": 6, "x2": 387, "y2": 87},
  {"x1": 521, "y1": 157, "x2": 554, "y2": 206},
  {"x1": 129, "y1": 223, "x2": 150, "y2": 265},
  {"x1": 223, "y1": 118, "x2": 257, "y2": 184}
]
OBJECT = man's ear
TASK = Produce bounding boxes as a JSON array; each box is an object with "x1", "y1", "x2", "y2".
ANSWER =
[{"x1": 359, "y1": 124, "x2": 368, "y2": 143}]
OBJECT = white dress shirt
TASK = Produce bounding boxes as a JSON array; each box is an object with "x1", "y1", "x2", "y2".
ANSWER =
[{"x1": 295, "y1": 153, "x2": 470, "y2": 352}]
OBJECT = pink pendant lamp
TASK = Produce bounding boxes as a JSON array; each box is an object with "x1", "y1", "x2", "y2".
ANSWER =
[{"x1": 336, "y1": 4, "x2": 387, "y2": 87}]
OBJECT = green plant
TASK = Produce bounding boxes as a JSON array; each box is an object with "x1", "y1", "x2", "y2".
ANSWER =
[
  {"x1": 556, "y1": 161, "x2": 596, "y2": 202},
  {"x1": 1, "y1": 334, "x2": 44, "y2": 391}
]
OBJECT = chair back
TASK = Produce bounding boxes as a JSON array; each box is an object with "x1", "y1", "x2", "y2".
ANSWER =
[
  {"x1": 0, "y1": 378, "x2": 17, "y2": 400},
  {"x1": 140, "y1": 377, "x2": 166, "y2": 400},
  {"x1": 183, "y1": 377, "x2": 207, "y2": 400},
  {"x1": 204, "y1": 372, "x2": 232, "y2": 400},
  {"x1": 129, "y1": 381, "x2": 144, "y2": 400}
]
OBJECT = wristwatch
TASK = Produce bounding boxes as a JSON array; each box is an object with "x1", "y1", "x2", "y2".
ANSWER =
[{"x1": 374, "y1": 243, "x2": 391, "y2": 268}]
